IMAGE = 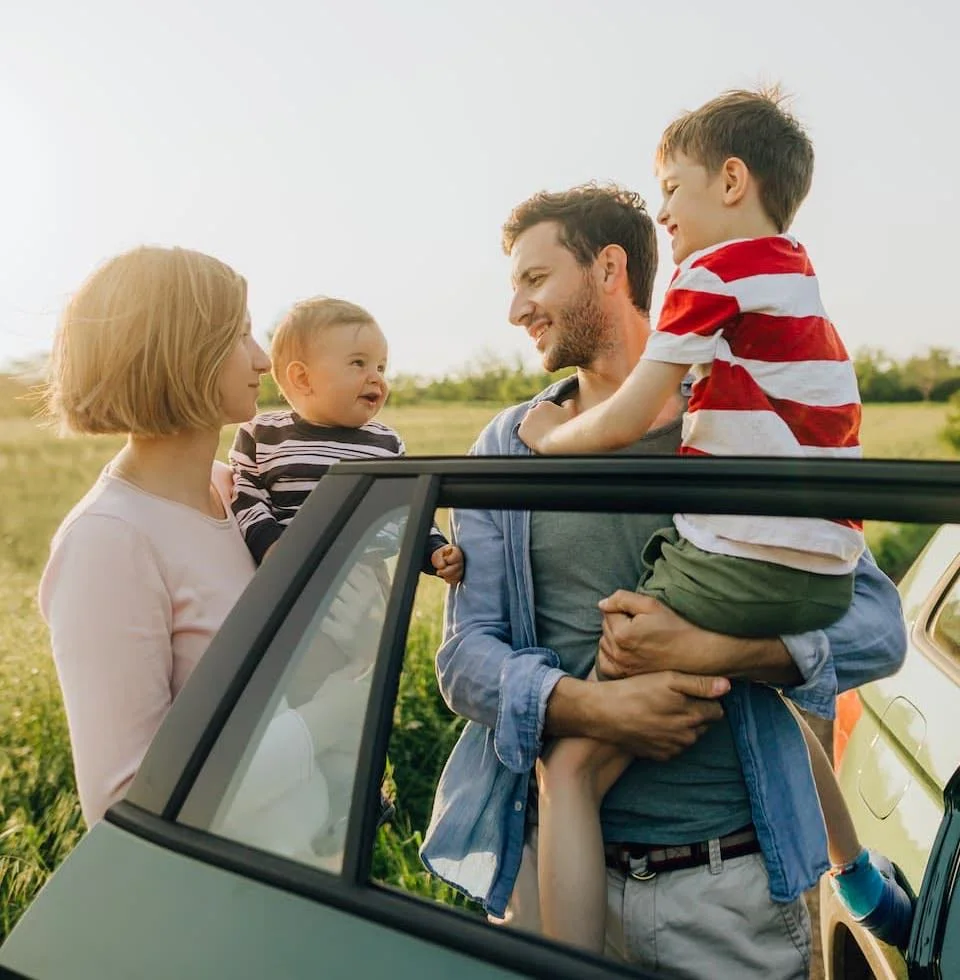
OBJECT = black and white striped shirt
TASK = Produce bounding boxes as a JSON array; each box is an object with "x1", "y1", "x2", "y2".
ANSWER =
[{"x1": 229, "y1": 410, "x2": 447, "y2": 565}]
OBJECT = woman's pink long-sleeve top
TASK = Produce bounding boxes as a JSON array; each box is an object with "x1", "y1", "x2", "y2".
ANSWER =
[{"x1": 38, "y1": 466, "x2": 285, "y2": 826}]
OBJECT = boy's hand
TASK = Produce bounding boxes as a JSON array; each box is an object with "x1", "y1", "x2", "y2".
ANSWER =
[
  {"x1": 517, "y1": 400, "x2": 575, "y2": 453},
  {"x1": 431, "y1": 544, "x2": 464, "y2": 585}
]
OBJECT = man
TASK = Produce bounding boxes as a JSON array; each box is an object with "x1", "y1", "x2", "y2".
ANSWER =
[{"x1": 420, "y1": 184, "x2": 906, "y2": 979}]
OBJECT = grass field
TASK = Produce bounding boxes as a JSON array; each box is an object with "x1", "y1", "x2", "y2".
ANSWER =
[{"x1": 0, "y1": 400, "x2": 956, "y2": 950}]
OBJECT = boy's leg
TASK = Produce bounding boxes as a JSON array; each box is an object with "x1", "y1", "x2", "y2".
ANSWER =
[
  {"x1": 489, "y1": 829, "x2": 543, "y2": 935},
  {"x1": 640, "y1": 531, "x2": 913, "y2": 947},
  {"x1": 536, "y1": 728, "x2": 632, "y2": 952},
  {"x1": 785, "y1": 700, "x2": 914, "y2": 948},
  {"x1": 785, "y1": 700, "x2": 860, "y2": 865}
]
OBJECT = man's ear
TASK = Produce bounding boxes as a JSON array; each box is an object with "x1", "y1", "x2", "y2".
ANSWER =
[
  {"x1": 285, "y1": 360, "x2": 312, "y2": 396},
  {"x1": 596, "y1": 243, "x2": 629, "y2": 295},
  {"x1": 720, "y1": 157, "x2": 750, "y2": 207}
]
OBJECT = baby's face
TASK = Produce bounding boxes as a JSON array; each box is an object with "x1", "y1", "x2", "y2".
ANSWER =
[{"x1": 292, "y1": 321, "x2": 390, "y2": 427}]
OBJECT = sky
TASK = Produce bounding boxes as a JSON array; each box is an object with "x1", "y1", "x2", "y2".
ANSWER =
[{"x1": 1, "y1": 0, "x2": 957, "y2": 378}]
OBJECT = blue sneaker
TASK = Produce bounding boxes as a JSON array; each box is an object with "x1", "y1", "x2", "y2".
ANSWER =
[{"x1": 847, "y1": 852, "x2": 914, "y2": 949}]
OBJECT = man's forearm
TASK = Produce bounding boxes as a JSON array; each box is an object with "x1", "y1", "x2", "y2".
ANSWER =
[
  {"x1": 684, "y1": 633, "x2": 804, "y2": 686},
  {"x1": 596, "y1": 592, "x2": 805, "y2": 687},
  {"x1": 543, "y1": 676, "x2": 601, "y2": 738}
]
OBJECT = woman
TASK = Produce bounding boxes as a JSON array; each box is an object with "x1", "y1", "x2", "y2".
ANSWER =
[{"x1": 39, "y1": 246, "x2": 347, "y2": 842}]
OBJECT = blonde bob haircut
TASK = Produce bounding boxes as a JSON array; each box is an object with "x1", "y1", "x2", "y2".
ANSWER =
[
  {"x1": 270, "y1": 296, "x2": 377, "y2": 401},
  {"x1": 47, "y1": 246, "x2": 248, "y2": 436}
]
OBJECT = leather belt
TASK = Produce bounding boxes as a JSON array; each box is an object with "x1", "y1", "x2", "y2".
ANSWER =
[{"x1": 604, "y1": 824, "x2": 760, "y2": 878}]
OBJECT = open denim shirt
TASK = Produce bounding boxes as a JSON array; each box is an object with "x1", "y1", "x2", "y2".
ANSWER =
[{"x1": 420, "y1": 377, "x2": 908, "y2": 917}]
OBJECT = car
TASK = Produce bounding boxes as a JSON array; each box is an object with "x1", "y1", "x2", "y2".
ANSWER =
[
  {"x1": 1, "y1": 456, "x2": 958, "y2": 980},
  {"x1": 821, "y1": 521, "x2": 960, "y2": 980}
]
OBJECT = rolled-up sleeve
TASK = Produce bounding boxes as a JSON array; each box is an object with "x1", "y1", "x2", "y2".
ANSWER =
[
  {"x1": 435, "y1": 434, "x2": 565, "y2": 774},
  {"x1": 781, "y1": 550, "x2": 907, "y2": 718}
]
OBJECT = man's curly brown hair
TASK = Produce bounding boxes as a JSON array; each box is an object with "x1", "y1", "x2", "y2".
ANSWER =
[{"x1": 501, "y1": 183, "x2": 658, "y2": 313}]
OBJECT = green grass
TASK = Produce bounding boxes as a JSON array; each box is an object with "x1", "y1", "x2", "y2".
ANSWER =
[{"x1": 0, "y1": 400, "x2": 956, "y2": 942}]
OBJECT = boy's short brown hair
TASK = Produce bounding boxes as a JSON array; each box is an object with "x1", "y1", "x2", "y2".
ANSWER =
[
  {"x1": 656, "y1": 87, "x2": 814, "y2": 233},
  {"x1": 270, "y1": 296, "x2": 377, "y2": 398},
  {"x1": 501, "y1": 183, "x2": 658, "y2": 313}
]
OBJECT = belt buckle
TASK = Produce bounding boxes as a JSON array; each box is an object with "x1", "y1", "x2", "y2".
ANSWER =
[{"x1": 627, "y1": 852, "x2": 656, "y2": 881}]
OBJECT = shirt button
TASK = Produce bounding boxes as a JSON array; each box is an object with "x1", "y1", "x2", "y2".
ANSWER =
[{"x1": 514, "y1": 801, "x2": 524, "y2": 812}]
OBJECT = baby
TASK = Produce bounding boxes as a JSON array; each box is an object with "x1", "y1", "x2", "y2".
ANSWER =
[
  {"x1": 229, "y1": 296, "x2": 464, "y2": 849},
  {"x1": 230, "y1": 295, "x2": 463, "y2": 582}
]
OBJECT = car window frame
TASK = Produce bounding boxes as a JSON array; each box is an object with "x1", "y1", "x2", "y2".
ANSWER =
[
  {"x1": 925, "y1": 561, "x2": 960, "y2": 665},
  {"x1": 106, "y1": 456, "x2": 960, "y2": 980},
  {"x1": 110, "y1": 470, "x2": 651, "y2": 980},
  {"x1": 906, "y1": 765, "x2": 960, "y2": 979},
  {"x1": 174, "y1": 476, "x2": 425, "y2": 837},
  {"x1": 123, "y1": 470, "x2": 377, "y2": 818}
]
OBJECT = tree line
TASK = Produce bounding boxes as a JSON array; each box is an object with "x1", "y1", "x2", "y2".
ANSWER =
[
  {"x1": 255, "y1": 345, "x2": 960, "y2": 408},
  {"x1": 2, "y1": 346, "x2": 959, "y2": 450},
  {"x1": 256, "y1": 346, "x2": 960, "y2": 449},
  {"x1": 853, "y1": 346, "x2": 960, "y2": 403}
]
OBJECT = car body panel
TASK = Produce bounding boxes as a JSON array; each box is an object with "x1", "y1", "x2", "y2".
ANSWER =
[
  {"x1": 821, "y1": 525, "x2": 960, "y2": 979},
  {"x1": 0, "y1": 820, "x2": 523, "y2": 980}
]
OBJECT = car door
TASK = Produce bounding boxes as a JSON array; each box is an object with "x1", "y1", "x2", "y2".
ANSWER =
[
  {"x1": 2, "y1": 456, "x2": 958, "y2": 980},
  {"x1": 0, "y1": 469, "x2": 653, "y2": 980},
  {"x1": 905, "y1": 764, "x2": 960, "y2": 979}
]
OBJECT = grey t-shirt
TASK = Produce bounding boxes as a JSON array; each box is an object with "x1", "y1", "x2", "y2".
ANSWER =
[{"x1": 529, "y1": 407, "x2": 753, "y2": 844}]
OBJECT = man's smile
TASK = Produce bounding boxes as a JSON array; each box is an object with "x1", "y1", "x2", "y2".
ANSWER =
[{"x1": 528, "y1": 318, "x2": 551, "y2": 348}]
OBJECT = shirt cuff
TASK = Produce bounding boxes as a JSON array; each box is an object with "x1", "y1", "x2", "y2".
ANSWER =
[
  {"x1": 422, "y1": 531, "x2": 449, "y2": 575},
  {"x1": 246, "y1": 520, "x2": 285, "y2": 565},
  {"x1": 492, "y1": 648, "x2": 564, "y2": 774},
  {"x1": 780, "y1": 629, "x2": 839, "y2": 719}
]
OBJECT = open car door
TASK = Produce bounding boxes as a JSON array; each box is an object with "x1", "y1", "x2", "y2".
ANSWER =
[{"x1": 906, "y1": 765, "x2": 960, "y2": 978}]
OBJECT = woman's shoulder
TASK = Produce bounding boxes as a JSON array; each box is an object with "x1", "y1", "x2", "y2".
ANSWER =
[
  {"x1": 39, "y1": 478, "x2": 163, "y2": 620},
  {"x1": 50, "y1": 474, "x2": 150, "y2": 546}
]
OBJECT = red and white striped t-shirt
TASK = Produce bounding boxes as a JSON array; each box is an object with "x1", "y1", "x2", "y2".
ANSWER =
[{"x1": 644, "y1": 235, "x2": 864, "y2": 574}]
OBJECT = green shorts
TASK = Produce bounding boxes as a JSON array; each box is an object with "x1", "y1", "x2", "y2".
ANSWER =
[{"x1": 638, "y1": 526, "x2": 854, "y2": 638}]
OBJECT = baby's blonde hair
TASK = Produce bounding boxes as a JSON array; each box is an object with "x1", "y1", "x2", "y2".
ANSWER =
[
  {"x1": 271, "y1": 296, "x2": 377, "y2": 401},
  {"x1": 46, "y1": 246, "x2": 248, "y2": 436}
]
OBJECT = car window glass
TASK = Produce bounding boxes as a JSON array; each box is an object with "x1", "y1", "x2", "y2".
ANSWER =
[
  {"x1": 198, "y1": 505, "x2": 410, "y2": 874},
  {"x1": 930, "y1": 572, "x2": 960, "y2": 660}
]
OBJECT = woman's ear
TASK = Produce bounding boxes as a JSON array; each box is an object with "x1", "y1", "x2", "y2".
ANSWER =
[
  {"x1": 720, "y1": 156, "x2": 750, "y2": 207},
  {"x1": 285, "y1": 360, "x2": 312, "y2": 396}
]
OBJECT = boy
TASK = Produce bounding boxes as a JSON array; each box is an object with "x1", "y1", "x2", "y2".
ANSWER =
[
  {"x1": 230, "y1": 297, "x2": 463, "y2": 842},
  {"x1": 518, "y1": 89, "x2": 913, "y2": 953}
]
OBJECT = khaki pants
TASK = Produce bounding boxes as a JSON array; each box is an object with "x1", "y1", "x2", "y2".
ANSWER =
[{"x1": 492, "y1": 829, "x2": 811, "y2": 980}]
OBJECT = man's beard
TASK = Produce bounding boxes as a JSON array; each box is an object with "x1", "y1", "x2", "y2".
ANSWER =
[{"x1": 542, "y1": 277, "x2": 613, "y2": 373}]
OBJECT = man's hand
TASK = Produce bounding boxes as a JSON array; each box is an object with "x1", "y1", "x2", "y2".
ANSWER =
[
  {"x1": 596, "y1": 591, "x2": 696, "y2": 678},
  {"x1": 545, "y1": 670, "x2": 730, "y2": 762},
  {"x1": 517, "y1": 400, "x2": 575, "y2": 454},
  {"x1": 431, "y1": 544, "x2": 465, "y2": 585},
  {"x1": 596, "y1": 589, "x2": 804, "y2": 686}
]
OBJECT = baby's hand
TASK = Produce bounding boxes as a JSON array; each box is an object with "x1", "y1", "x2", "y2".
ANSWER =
[
  {"x1": 431, "y1": 544, "x2": 465, "y2": 585},
  {"x1": 517, "y1": 400, "x2": 575, "y2": 453}
]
